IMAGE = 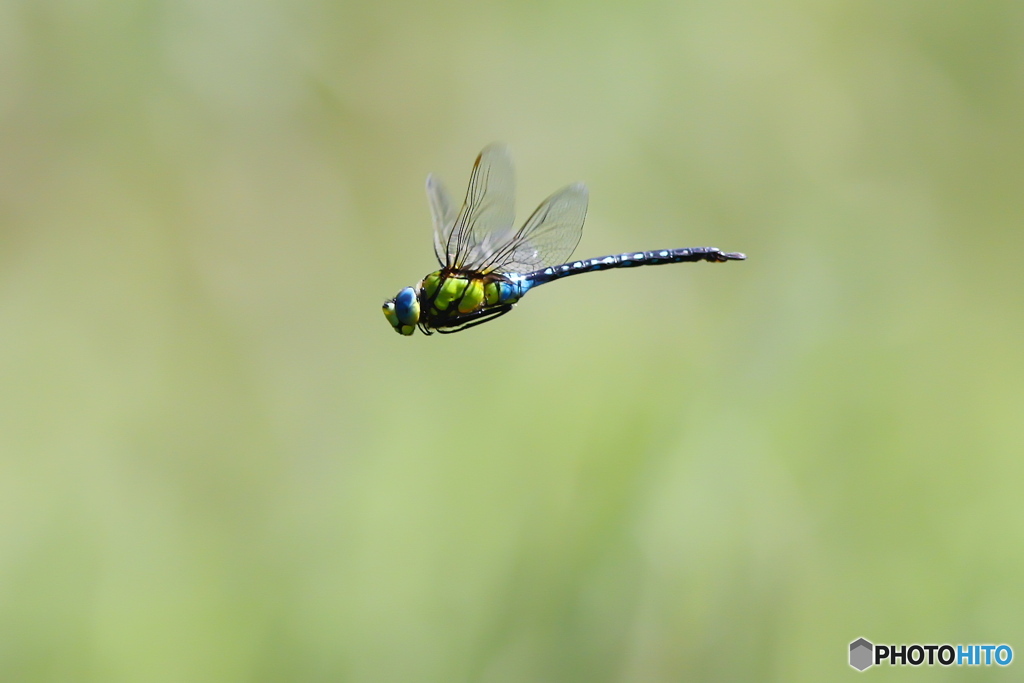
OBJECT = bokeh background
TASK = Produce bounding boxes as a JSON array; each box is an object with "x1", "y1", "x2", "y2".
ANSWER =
[{"x1": 2, "y1": 0, "x2": 1023, "y2": 680}]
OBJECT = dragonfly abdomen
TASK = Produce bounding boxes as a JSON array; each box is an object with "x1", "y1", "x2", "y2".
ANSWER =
[{"x1": 524, "y1": 247, "x2": 746, "y2": 286}]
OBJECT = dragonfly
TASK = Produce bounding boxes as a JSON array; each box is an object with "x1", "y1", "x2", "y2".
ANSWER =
[{"x1": 382, "y1": 144, "x2": 745, "y2": 335}]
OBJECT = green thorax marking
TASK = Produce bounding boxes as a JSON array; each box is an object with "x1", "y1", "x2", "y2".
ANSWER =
[{"x1": 422, "y1": 270, "x2": 511, "y2": 321}]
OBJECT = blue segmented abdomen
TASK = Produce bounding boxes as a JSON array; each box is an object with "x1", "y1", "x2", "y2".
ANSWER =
[
  {"x1": 520, "y1": 247, "x2": 745, "y2": 286},
  {"x1": 497, "y1": 273, "x2": 535, "y2": 303}
]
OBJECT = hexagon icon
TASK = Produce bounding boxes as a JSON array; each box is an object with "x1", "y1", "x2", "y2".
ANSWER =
[{"x1": 849, "y1": 638, "x2": 873, "y2": 671}]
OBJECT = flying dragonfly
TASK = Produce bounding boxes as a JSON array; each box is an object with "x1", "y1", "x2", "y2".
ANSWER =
[{"x1": 382, "y1": 144, "x2": 745, "y2": 335}]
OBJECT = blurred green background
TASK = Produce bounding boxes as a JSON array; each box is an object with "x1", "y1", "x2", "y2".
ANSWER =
[{"x1": 1, "y1": 0, "x2": 1022, "y2": 680}]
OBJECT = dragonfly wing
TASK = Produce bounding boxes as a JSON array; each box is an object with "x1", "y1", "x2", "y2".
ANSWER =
[
  {"x1": 485, "y1": 182, "x2": 588, "y2": 274},
  {"x1": 427, "y1": 174, "x2": 458, "y2": 267},
  {"x1": 447, "y1": 143, "x2": 517, "y2": 269}
]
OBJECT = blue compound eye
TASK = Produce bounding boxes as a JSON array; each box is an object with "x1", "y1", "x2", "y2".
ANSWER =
[{"x1": 394, "y1": 287, "x2": 420, "y2": 325}]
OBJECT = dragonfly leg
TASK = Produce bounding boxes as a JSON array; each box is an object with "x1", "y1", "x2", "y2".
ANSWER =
[{"x1": 435, "y1": 305, "x2": 514, "y2": 334}]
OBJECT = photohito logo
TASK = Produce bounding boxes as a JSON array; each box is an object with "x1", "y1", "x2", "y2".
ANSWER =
[{"x1": 849, "y1": 638, "x2": 1013, "y2": 671}]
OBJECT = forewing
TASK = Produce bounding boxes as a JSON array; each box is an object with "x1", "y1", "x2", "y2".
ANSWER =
[
  {"x1": 427, "y1": 174, "x2": 458, "y2": 267},
  {"x1": 482, "y1": 183, "x2": 588, "y2": 274},
  {"x1": 446, "y1": 144, "x2": 516, "y2": 269}
]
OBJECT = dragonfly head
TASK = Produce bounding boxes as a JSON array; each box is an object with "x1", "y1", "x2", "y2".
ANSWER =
[{"x1": 382, "y1": 286, "x2": 419, "y2": 336}]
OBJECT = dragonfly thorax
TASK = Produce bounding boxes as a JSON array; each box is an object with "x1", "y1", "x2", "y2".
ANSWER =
[{"x1": 383, "y1": 269, "x2": 532, "y2": 336}]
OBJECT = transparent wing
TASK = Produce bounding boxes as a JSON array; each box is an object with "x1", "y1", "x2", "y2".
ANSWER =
[
  {"x1": 427, "y1": 174, "x2": 458, "y2": 267},
  {"x1": 477, "y1": 183, "x2": 588, "y2": 274},
  {"x1": 446, "y1": 143, "x2": 516, "y2": 269}
]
